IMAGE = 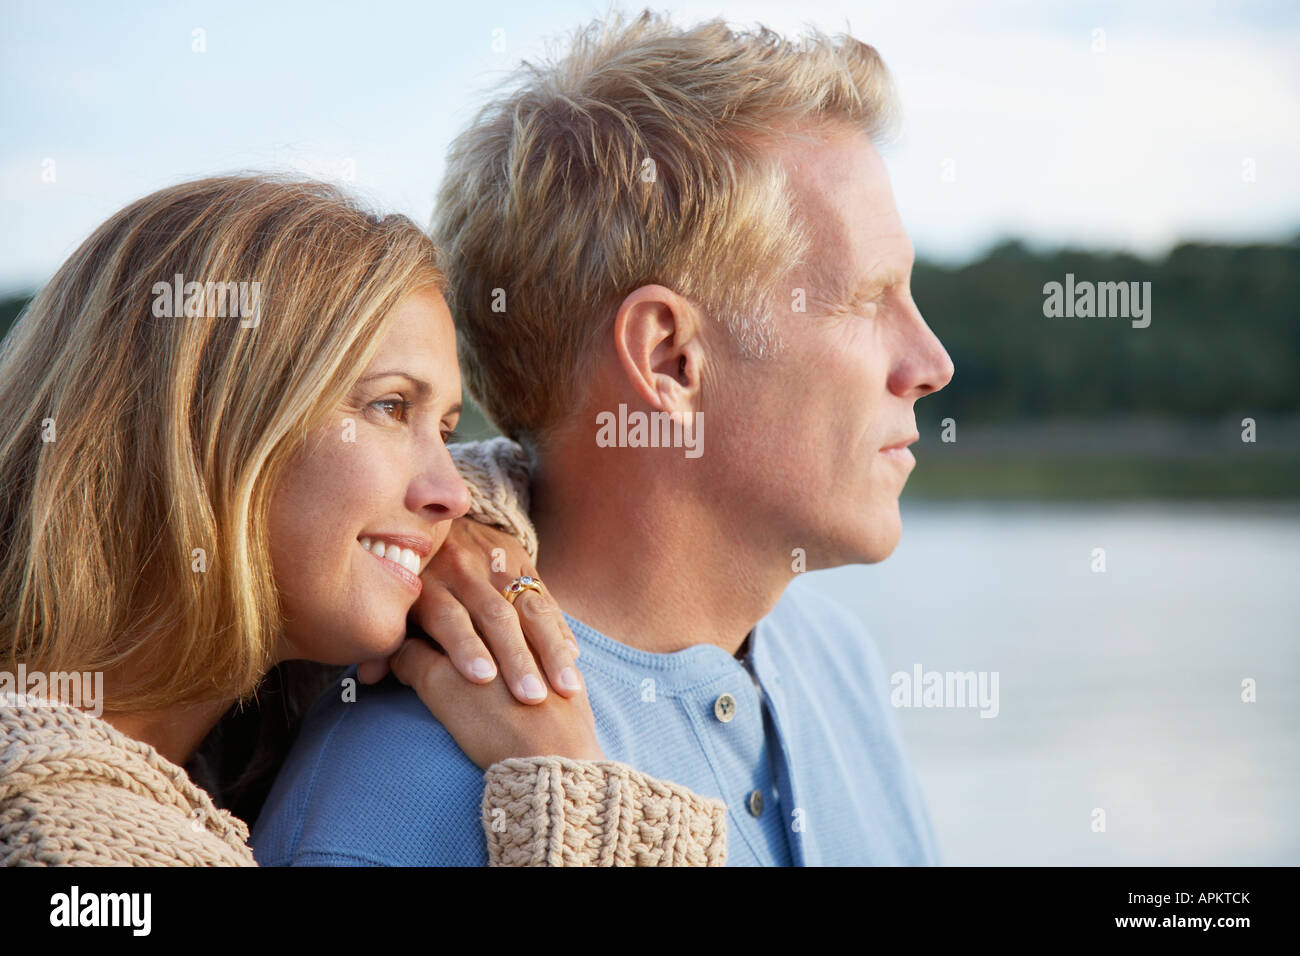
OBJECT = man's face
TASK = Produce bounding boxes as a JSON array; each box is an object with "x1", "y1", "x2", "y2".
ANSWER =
[{"x1": 706, "y1": 128, "x2": 953, "y2": 570}]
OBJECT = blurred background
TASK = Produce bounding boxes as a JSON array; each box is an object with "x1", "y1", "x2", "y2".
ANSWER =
[{"x1": 2, "y1": 0, "x2": 1296, "y2": 864}]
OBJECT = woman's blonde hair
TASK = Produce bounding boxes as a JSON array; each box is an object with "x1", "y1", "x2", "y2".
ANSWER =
[
  {"x1": 433, "y1": 9, "x2": 898, "y2": 447},
  {"x1": 0, "y1": 175, "x2": 443, "y2": 711}
]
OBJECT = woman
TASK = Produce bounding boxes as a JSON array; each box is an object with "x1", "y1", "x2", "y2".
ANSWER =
[{"x1": 0, "y1": 175, "x2": 726, "y2": 866}]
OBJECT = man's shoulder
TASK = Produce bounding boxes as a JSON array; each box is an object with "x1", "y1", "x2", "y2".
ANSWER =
[
  {"x1": 761, "y1": 575, "x2": 903, "y2": 747},
  {"x1": 765, "y1": 576, "x2": 941, "y2": 865},
  {"x1": 250, "y1": 672, "x2": 486, "y2": 867},
  {"x1": 766, "y1": 575, "x2": 890, "y2": 674}
]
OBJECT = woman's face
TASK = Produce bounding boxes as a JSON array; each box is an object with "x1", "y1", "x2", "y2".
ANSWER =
[{"x1": 269, "y1": 286, "x2": 471, "y2": 666}]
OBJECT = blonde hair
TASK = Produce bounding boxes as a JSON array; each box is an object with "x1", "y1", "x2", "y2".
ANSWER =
[
  {"x1": 433, "y1": 9, "x2": 897, "y2": 447},
  {"x1": 0, "y1": 175, "x2": 443, "y2": 711}
]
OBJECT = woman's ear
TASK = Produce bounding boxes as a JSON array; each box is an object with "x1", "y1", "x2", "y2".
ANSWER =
[{"x1": 612, "y1": 284, "x2": 705, "y2": 412}]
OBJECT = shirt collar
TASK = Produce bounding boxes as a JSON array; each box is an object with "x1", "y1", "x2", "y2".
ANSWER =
[{"x1": 563, "y1": 612, "x2": 752, "y2": 695}]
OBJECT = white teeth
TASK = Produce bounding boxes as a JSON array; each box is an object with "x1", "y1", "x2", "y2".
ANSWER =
[{"x1": 359, "y1": 537, "x2": 420, "y2": 575}]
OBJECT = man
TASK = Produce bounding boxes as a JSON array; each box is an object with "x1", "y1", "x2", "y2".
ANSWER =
[{"x1": 253, "y1": 10, "x2": 953, "y2": 866}]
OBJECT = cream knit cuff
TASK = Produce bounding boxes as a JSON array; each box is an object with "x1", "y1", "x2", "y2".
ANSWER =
[
  {"x1": 482, "y1": 756, "x2": 728, "y2": 867},
  {"x1": 448, "y1": 437, "x2": 538, "y2": 563}
]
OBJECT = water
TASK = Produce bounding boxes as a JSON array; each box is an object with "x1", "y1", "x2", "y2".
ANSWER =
[{"x1": 797, "y1": 501, "x2": 1300, "y2": 865}]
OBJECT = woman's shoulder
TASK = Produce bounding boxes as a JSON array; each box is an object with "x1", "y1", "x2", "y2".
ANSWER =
[{"x1": 0, "y1": 694, "x2": 255, "y2": 866}]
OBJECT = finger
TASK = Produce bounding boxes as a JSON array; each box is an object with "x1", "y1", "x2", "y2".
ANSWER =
[
  {"x1": 413, "y1": 585, "x2": 499, "y2": 685},
  {"x1": 356, "y1": 658, "x2": 390, "y2": 685},
  {"x1": 389, "y1": 638, "x2": 472, "y2": 726},
  {"x1": 458, "y1": 581, "x2": 550, "y2": 704},
  {"x1": 512, "y1": 588, "x2": 584, "y2": 698},
  {"x1": 510, "y1": 568, "x2": 578, "y2": 659}
]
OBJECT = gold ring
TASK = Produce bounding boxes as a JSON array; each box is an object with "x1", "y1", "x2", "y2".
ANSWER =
[{"x1": 502, "y1": 575, "x2": 544, "y2": 605}]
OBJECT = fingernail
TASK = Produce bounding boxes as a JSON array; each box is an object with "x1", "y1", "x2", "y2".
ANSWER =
[
  {"x1": 520, "y1": 674, "x2": 547, "y2": 701},
  {"x1": 558, "y1": 667, "x2": 581, "y2": 691},
  {"x1": 469, "y1": 657, "x2": 496, "y2": 680}
]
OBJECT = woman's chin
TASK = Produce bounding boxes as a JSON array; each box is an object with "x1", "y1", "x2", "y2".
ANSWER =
[
  {"x1": 283, "y1": 614, "x2": 411, "y2": 667},
  {"x1": 363, "y1": 620, "x2": 413, "y2": 662},
  {"x1": 352, "y1": 595, "x2": 419, "y2": 659}
]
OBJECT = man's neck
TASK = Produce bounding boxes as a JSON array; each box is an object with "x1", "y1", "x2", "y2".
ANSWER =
[{"x1": 530, "y1": 452, "x2": 792, "y2": 657}]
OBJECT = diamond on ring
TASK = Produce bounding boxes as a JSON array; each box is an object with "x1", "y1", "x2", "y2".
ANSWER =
[{"x1": 502, "y1": 575, "x2": 543, "y2": 604}]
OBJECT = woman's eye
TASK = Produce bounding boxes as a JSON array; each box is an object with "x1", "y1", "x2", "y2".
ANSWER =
[
  {"x1": 371, "y1": 398, "x2": 411, "y2": 422},
  {"x1": 442, "y1": 428, "x2": 459, "y2": 445}
]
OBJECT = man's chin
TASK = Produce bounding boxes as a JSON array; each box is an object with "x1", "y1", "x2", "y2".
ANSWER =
[
  {"x1": 806, "y1": 514, "x2": 902, "y2": 569},
  {"x1": 850, "y1": 509, "x2": 903, "y2": 565}
]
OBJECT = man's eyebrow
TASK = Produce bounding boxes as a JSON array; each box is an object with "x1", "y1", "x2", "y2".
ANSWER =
[
  {"x1": 817, "y1": 269, "x2": 896, "y2": 315},
  {"x1": 852, "y1": 263, "x2": 906, "y2": 297}
]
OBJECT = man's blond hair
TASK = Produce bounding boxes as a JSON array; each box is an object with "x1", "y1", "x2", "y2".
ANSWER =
[{"x1": 433, "y1": 9, "x2": 897, "y2": 448}]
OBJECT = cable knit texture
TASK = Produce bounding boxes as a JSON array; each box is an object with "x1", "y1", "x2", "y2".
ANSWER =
[
  {"x1": 1, "y1": 696, "x2": 729, "y2": 867},
  {"x1": 483, "y1": 756, "x2": 728, "y2": 867},
  {"x1": 0, "y1": 694, "x2": 255, "y2": 866},
  {"x1": 448, "y1": 437, "x2": 538, "y2": 563}
]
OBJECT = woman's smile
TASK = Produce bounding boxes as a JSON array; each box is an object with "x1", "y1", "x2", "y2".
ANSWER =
[{"x1": 358, "y1": 534, "x2": 429, "y2": 594}]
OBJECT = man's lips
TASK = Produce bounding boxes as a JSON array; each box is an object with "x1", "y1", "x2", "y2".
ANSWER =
[
  {"x1": 880, "y1": 433, "x2": 918, "y2": 468},
  {"x1": 880, "y1": 433, "x2": 919, "y2": 452}
]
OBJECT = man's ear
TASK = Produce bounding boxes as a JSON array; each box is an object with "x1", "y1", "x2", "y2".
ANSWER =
[{"x1": 611, "y1": 284, "x2": 704, "y2": 412}]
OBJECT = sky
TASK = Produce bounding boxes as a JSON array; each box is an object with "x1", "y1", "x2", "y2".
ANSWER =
[{"x1": 1, "y1": 0, "x2": 1298, "y2": 294}]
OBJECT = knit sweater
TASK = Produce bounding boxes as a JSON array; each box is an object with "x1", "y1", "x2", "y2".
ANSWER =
[
  {"x1": 0, "y1": 696, "x2": 727, "y2": 866},
  {"x1": 450, "y1": 436, "x2": 539, "y2": 562},
  {"x1": 484, "y1": 756, "x2": 728, "y2": 867},
  {"x1": 0, "y1": 438, "x2": 729, "y2": 866},
  {"x1": 0, "y1": 693, "x2": 257, "y2": 866}
]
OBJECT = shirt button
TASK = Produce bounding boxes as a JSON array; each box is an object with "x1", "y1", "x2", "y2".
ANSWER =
[
  {"x1": 713, "y1": 693, "x2": 737, "y2": 722},
  {"x1": 747, "y1": 789, "x2": 764, "y2": 817}
]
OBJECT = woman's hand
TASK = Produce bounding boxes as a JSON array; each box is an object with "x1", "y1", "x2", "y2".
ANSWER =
[
  {"x1": 356, "y1": 516, "x2": 581, "y2": 705},
  {"x1": 386, "y1": 637, "x2": 605, "y2": 769}
]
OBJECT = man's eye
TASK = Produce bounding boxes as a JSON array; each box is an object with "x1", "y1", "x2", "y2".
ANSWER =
[{"x1": 371, "y1": 398, "x2": 411, "y2": 422}]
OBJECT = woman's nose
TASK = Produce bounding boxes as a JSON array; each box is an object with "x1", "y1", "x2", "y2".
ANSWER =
[{"x1": 407, "y1": 443, "x2": 471, "y2": 522}]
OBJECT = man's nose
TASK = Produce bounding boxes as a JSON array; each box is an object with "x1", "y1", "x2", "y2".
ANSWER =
[{"x1": 892, "y1": 298, "x2": 954, "y2": 398}]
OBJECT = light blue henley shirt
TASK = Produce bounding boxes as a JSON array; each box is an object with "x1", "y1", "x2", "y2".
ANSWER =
[{"x1": 251, "y1": 577, "x2": 941, "y2": 866}]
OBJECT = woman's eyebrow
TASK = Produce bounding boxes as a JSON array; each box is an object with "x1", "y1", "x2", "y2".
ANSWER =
[{"x1": 358, "y1": 371, "x2": 432, "y2": 399}]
